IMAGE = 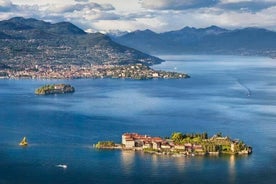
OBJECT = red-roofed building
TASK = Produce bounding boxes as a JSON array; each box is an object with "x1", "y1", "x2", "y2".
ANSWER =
[{"x1": 122, "y1": 133, "x2": 164, "y2": 149}]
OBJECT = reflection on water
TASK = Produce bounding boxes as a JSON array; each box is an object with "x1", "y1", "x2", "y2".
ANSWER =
[
  {"x1": 121, "y1": 151, "x2": 135, "y2": 175},
  {"x1": 229, "y1": 155, "x2": 236, "y2": 183},
  {"x1": 151, "y1": 153, "x2": 158, "y2": 164},
  {"x1": 120, "y1": 149, "x2": 244, "y2": 184},
  {"x1": 173, "y1": 157, "x2": 187, "y2": 172}
]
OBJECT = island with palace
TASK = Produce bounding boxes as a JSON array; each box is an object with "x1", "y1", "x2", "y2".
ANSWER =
[
  {"x1": 35, "y1": 84, "x2": 75, "y2": 95},
  {"x1": 94, "y1": 132, "x2": 252, "y2": 156}
]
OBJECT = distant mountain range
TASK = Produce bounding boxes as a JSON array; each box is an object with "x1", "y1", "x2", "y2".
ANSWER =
[
  {"x1": 111, "y1": 26, "x2": 276, "y2": 58},
  {"x1": 0, "y1": 17, "x2": 162, "y2": 70}
]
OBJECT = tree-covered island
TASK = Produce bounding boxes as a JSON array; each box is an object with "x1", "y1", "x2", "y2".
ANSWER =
[
  {"x1": 95, "y1": 132, "x2": 252, "y2": 156},
  {"x1": 35, "y1": 84, "x2": 75, "y2": 95}
]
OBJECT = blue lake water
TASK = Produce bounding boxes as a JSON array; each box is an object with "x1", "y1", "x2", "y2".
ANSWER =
[{"x1": 1, "y1": 55, "x2": 276, "y2": 183}]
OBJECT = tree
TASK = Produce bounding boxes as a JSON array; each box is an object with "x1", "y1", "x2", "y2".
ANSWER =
[
  {"x1": 216, "y1": 132, "x2": 222, "y2": 137},
  {"x1": 171, "y1": 132, "x2": 184, "y2": 144},
  {"x1": 202, "y1": 132, "x2": 208, "y2": 139}
]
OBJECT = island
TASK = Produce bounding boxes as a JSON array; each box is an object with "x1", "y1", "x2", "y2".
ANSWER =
[
  {"x1": 94, "y1": 132, "x2": 252, "y2": 156},
  {"x1": 35, "y1": 84, "x2": 75, "y2": 95}
]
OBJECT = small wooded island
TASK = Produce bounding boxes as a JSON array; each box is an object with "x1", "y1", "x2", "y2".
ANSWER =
[
  {"x1": 95, "y1": 132, "x2": 252, "y2": 156},
  {"x1": 35, "y1": 84, "x2": 75, "y2": 95}
]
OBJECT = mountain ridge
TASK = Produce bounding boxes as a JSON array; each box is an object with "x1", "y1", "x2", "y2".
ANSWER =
[
  {"x1": 1, "y1": 17, "x2": 87, "y2": 36},
  {"x1": 0, "y1": 17, "x2": 163, "y2": 71},
  {"x1": 111, "y1": 26, "x2": 276, "y2": 58}
]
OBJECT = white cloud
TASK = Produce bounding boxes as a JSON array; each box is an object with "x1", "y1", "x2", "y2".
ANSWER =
[
  {"x1": 0, "y1": 0, "x2": 14, "y2": 12},
  {"x1": 141, "y1": 0, "x2": 219, "y2": 10},
  {"x1": 218, "y1": 0, "x2": 276, "y2": 12},
  {"x1": 11, "y1": 0, "x2": 75, "y2": 5},
  {"x1": 42, "y1": 3, "x2": 114, "y2": 14},
  {"x1": 0, "y1": 0, "x2": 275, "y2": 33},
  {"x1": 0, "y1": 0, "x2": 12, "y2": 6},
  {"x1": 220, "y1": 0, "x2": 252, "y2": 3},
  {"x1": 166, "y1": 6, "x2": 276, "y2": 30}
]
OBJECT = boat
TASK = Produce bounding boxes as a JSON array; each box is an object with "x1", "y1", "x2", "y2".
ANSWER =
[
  {"x1": 56, "y1": 164, "x2": 67, "y2": 169},
  {"x1": 19, "y1": 137, "x2": 28, "y2": 146}
]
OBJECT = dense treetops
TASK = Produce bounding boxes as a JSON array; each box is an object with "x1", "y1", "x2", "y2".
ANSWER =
[
  {"x1": 95, "y1": 141, "x2": 115, "y2": 148},
  {"x1": 171, "y1": 132, "x2": 208, "y2": 145},
  {"x1": 170, "y1": 132, "x2": 251, "y2": 154}
]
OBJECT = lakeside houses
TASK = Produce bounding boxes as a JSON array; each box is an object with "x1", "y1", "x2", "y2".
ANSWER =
[
  {"x1": 121, "y1": 133, "x2": 205, "y2": 155},
  {"x1": 122, "y1": 133, "x2": 165, "y2": 150},
  {"x1": 0, "y1": 64, "x2": 189, "y2": 80},
  {"x1": 96, "y1": 132, "x2": 252, "y2": 156}
]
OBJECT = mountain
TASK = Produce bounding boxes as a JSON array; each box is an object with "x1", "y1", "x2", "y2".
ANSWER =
[
  {"x1": 0, "y1": 17, "x2": 163, "y2": 70},
  {"x1": 111, "y1": 29, "x2": 166, "y2": 52},
  {"x1": 0, "y1": 32, "x2": 12, "y2": 39},
  {"x1": 112, "y1": 26, "x2": 276, "y2": 58},
  {"x1": 0, "y1": 17, "x2": 86, "y2": 36}
]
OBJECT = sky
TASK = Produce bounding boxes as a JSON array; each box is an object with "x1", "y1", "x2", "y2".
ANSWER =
[{"x1": 0, "y1": 0, "x2": 275, "y2": 33}]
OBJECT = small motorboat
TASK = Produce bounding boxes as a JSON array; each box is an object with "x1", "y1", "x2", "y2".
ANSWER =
[
  {"x1": 56, "y1": 164, "x2": 67, "y2": 169},
  {"x1": 19, "y1": 137, "x2": 28, "y2": 146}
]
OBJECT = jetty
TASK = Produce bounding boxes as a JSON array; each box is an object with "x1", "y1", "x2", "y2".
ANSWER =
[{"x1": 56, "y1": 164, "x2": 67, "y2": 169}]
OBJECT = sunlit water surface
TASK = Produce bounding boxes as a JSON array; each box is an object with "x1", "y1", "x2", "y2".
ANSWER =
[{"x1": 0, "y1": 55, "x2": 276, "y2": 184}]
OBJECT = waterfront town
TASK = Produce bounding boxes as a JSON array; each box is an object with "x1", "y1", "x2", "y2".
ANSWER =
[
  {"x1": 0, "y1": 63, "x2": 189, "y2": 80},
  {"x1": 95, "y1": 132, "x2": 252, "y2": 156}
]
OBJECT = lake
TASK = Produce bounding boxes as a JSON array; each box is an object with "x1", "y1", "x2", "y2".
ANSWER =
[{"x1": 0, "y1": 55, "x2": 276, "y2": 183}]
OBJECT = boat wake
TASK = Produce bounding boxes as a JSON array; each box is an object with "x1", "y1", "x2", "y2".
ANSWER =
[
  {"x1": 236, "y1": 79, "x2": 251, "y2": 97},
  {"x1": 56, "y1": 164, "x2": 67, "y2": 169}
]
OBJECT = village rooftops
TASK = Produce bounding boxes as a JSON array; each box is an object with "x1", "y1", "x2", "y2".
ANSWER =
[
  {"x1": 122, "y1": 133, "x2": 163, "y2": 144},
  {"x1": 96, "y1": 132, "x2": 252, "y2": 156}
]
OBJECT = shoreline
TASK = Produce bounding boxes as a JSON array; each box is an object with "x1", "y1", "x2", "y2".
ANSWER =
[
  {"x1": 0, "y1": 64, "x2": 189, "y2": 80},
  {"x1": 93, "y1": 145, "x2": 251, "y2": 157}
]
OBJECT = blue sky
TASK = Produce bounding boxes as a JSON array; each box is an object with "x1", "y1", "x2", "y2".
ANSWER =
[{"x1": 0, "y1": 0, "x2": 275, "y2": 32}]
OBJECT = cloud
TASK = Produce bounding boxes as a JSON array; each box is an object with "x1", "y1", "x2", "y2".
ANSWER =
[
  {"x1": 154, "y1": 6, "x2": 276, "y2": 31},
  {"x1": 140, "y1": 0, "x2": 276, "y2": 12},
  {"x1": 218, "y1": 0, "x2": 276, "y2": 12},
  {"x1": 141, "y1": 0, "x2": 219, "y2": 10},
  {"x1": 0, "y1": 0, "x2": 16, "y2": 12},
  {"x1": 0, "y1": 0, "x2": 11, "y2": 6},
  {"x1": 46, "y1": 3, "x2": 114, "y2": 13},
  {"x1": 0, "y1": 1, "x2": 118, "y2": 26},
  {"x1": 75, "y1": 0, "x2": 89, "y2": 2},
  {"x1": 0, "y1": 0, "x2": 275, "y2": 33}
]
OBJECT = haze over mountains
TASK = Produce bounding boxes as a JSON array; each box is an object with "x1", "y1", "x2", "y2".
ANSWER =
[
  {"x1": 111, "y1": 26, "x2": 276, "y2": 58},
  {"x1": 0, "y1": 17, "x2": 162, "y2": 70}
]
